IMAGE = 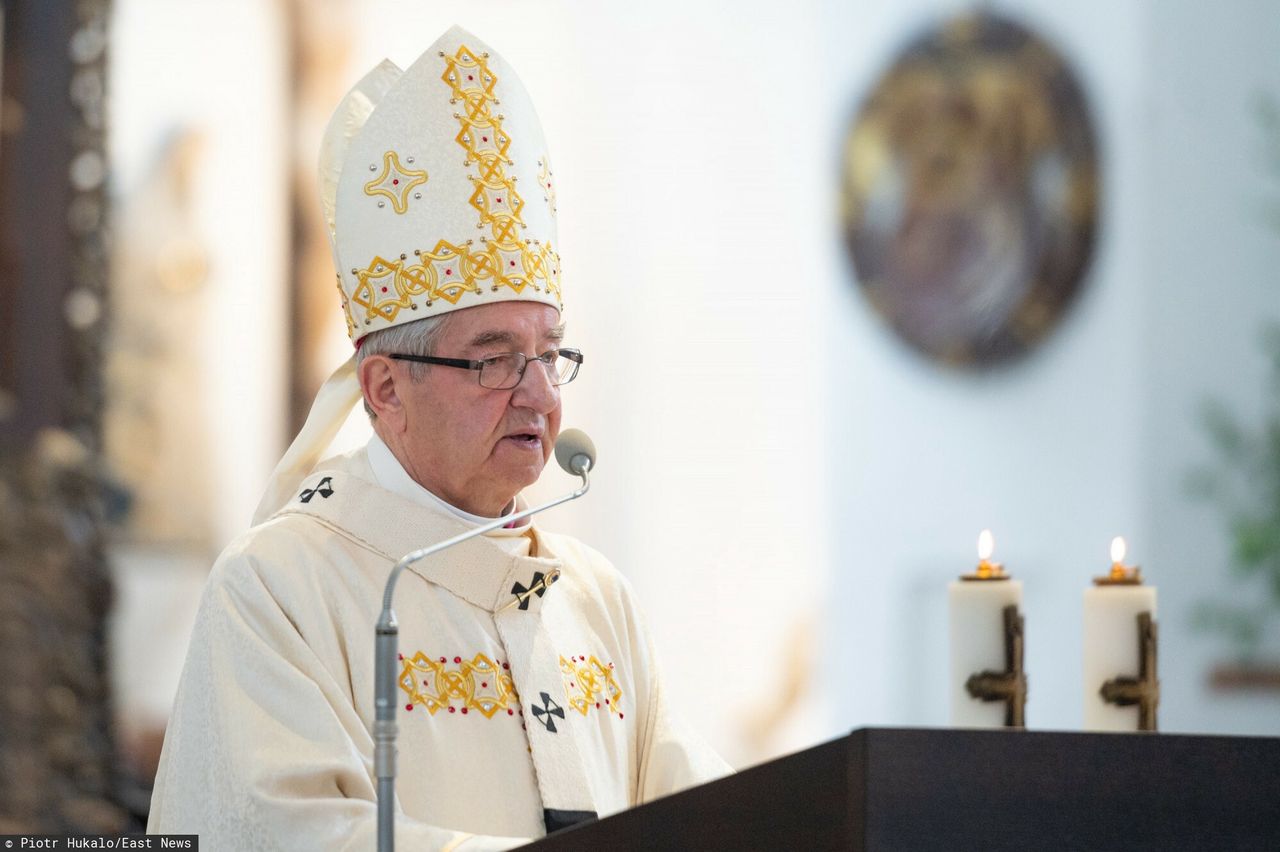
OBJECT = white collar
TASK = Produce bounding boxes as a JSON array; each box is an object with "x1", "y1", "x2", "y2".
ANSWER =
[{"x1": 366, "y1": 433, "x2": 527, "y2": 532}]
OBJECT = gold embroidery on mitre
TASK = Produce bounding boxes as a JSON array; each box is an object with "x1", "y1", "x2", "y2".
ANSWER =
[
  {"x1": 335, "y1": 274, "x2": 356, "y2": 339},
  {"x1": 398, "y1": 651, "x2": 521, "y2": 718},
  {"x1": 538, "y1": 156, "x2": 557, "y2": 217},
  {"x1": 363, "y1": 150, "x2": 428, "y2": 214},
  {"x1": 559, "y1": 654, "x2": 623, "y2": 717},
  {"x1": 350, "y1": 255, "x2": 418, "y2": 324}
]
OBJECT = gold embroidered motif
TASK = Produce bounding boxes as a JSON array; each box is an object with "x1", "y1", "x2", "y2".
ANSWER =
[
  {"x1": 349, "y1": 240, "x2": 561, "y2": 324},
  {"x1": 442, "y1": 47, "x2": 524, "y2": 241},
  {"x1": 538, "y1": 156, "x2": 557, "y2": 217},
  {"x1": 363, "y1": 150, "x2": 428, "y2": 214},
  {"x1": 399, "y1": 651, "x2": 520, "y2": 718},
  {"x1": 560, "y1": 655, "x2": 623, "y2": 717},
  {"x1": 335, "y1": 275, "x2": 356, "y2": 339}
]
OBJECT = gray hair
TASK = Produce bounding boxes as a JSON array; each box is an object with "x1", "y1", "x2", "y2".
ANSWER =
[{"x1": 355, "y1": 312, "x2": 456, "y2": 419}]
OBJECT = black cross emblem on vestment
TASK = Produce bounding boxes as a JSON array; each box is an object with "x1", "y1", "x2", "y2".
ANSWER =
[
  {"x1": 531, "y1": 692, "x2": 565, "y2": 733},
  {"x1": 300, "y1": 476, "x2": 334, "y2": 503},
  {"x1": 511, "y1": 571, "x2": 548, "y2": 611}
]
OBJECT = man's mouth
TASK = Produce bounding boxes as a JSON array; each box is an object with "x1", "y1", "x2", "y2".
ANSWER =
[{"x1": 503, "y1": 432, "x2": 543, "y2": 449}]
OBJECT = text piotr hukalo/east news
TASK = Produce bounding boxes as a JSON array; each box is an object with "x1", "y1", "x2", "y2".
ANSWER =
[{"x1": 5, "y1": 838, "x2": 194, "y2": 849}]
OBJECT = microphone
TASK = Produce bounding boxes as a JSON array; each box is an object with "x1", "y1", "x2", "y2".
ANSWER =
[
  {"x1": 374, "y1": 429, "x2": 597, "y2": 852},
  {"x1": 554, "y1": 427, "x2": 596, "y2": 476}
]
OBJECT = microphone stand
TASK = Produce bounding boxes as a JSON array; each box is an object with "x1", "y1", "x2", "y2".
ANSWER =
[{"x1": 375, "y1": 460, "x2": 592, "y2": 852}]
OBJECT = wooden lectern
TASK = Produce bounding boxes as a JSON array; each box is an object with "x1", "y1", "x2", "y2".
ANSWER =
[{"x1": 522, "y1": 728, "x2": 1280, "y2": 851}]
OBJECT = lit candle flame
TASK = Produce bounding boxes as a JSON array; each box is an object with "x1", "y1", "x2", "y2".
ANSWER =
[
  {"x1": 978, "y1": 529, "x2": 995, "y2": 561},
  {"x1": 1111, "y1": 536, "x2": 1127, "y2": 565}
]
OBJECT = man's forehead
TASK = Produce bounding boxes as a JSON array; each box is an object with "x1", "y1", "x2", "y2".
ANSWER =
[{"x1": 443, "y1": 302, "x2": 564, "y2": 347}]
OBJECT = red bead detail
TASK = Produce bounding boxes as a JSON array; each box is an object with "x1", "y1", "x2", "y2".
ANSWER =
[
  {"x1": 461, "y1": 707, "x2": 469, "y2": 715},
  {"x1": 405, "y1": 704, "x2": 413, "y2": 711},
  {"x1": 481, "y1": 681, "x2": 488, "y2": 688},
  {"x1": 392, "y1": 179, "x2": 399, "y2": 185},
  {"x1": 507, "y1": 709, "x2": 514, "y2": 716},
  {"x1": 619, "y1": 713, "x2": 625, "y2": 719},
  {"x1": 510, "y1": 260, "x2": 516, "y2": 267},
  {"x1": 570, "y1": 682, "x2": 575, "y2": 688},
  {"x1": 397, "y1": 653, "x2": 403, "y2": 660},
  {"x1": 454, "y1": 656, "x2": 462, "y2": 664},
  {"x1": 468, "y1": 75, "x2": 474, "y2": 81},
  {"x1": 381, "y1": 287, "x2": 388, "y2": 293},
  {"x1": 604, "y1": 699, "x2": 609, "y2": 705},
  {"x1": 496, "y1": 198, "x2": 502, "y2": 203},
  {"x1": 449, "y1": 706, "x2": 456, "y2": 713},
  {"x1": 439, "y1": 656, "x2": 446, "y2": 663},
  {"x1": 595, "y1": 702, "x2": 601, "y2": 709},
  {"x1": 445, "y1": 269, "x2": 452, "y2": 275},
  {"x1": 503, "y1": 662, "x2": 510, "y2": 669}
]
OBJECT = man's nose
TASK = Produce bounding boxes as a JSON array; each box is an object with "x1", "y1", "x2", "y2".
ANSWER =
[{"x1": 510, "y1": 357, "x2": 559, "y2": 411}]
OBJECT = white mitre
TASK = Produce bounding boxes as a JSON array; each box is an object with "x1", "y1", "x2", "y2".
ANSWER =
[{"x1": 254, "y1": 26, "x2": 562, "y2": 523}]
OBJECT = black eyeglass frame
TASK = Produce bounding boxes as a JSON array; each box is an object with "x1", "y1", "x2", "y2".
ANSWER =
[{"x1": 388, "y1": 347, "x2": 584, "y2": 390}]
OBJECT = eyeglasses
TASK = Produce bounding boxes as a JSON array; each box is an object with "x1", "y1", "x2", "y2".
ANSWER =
[{"x1": 389, "y1": 348, "x2": 584, "y2": 390}]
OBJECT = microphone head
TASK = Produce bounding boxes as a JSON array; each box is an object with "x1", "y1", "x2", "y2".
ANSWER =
[{"x1": 554, "y1": 428, "x2": 596, "y2": 475}]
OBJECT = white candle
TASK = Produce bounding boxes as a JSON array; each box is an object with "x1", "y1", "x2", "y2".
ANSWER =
[
  {"x1": 949, "y1": 530, "x2": 1024, "y2": 727},
  {"x1": 1082, "y1": 537, "x2": 1157, "y2": 731}
]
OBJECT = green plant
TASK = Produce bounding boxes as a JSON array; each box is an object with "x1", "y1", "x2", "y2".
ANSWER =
[
  {"x1": 1188, "y1": 326, "x2": 1280, "y2": 660},
  {"x1": 1187, "y1": 94, "x2": 1280, "y2": 662}
]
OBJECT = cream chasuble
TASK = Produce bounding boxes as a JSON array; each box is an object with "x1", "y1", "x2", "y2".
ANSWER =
[{"x1": 148, "y1": 446, "x2": 730, "y2": 849}]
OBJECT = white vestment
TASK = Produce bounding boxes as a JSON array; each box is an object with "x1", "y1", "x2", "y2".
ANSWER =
[{"x1": 148, "y1": 446, "x2": 729, "y2": 850}]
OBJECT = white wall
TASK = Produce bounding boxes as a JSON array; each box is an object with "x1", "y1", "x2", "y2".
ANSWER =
[{"x1": 1141, "y1": 0, "x2": 1280, "y2": 734}]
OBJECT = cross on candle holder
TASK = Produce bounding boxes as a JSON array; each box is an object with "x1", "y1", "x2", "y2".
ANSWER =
[
  {"x1": 1099, "y1": 611, "x2": 1159, "y2": 731},
  {"x1": 964, "y1": 604, "x2": 1027, "y2": 728}
]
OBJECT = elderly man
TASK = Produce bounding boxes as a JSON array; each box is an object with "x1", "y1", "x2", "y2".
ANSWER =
[{"x1": 148, "y1": 26, "x2": 728, "y2": 851}]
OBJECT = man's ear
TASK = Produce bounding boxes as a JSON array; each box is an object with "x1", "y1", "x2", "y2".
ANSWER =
[{"x1": 358, "y1": 355, "x2": 406, "y2": 431}]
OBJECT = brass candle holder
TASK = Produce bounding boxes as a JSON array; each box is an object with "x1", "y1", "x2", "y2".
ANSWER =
[
  {"x1": 963, "y1": 603, "x2": 1027, "y2": 728},
  {"x1": 959, "y1": 534, "x2": 1026, "y2": 728}
]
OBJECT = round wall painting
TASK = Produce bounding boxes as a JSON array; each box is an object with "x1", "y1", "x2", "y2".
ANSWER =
[{"x1": 841, "y1": 13, "x2": 1099, "y2": 367}]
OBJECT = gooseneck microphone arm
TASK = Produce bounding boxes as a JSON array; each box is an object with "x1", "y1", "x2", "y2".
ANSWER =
[{"x1": 375, "y1": 430, "x2": 596, "y2": 852}]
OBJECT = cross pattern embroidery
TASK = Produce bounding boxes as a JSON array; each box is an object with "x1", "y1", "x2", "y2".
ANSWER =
[
  {"x1": 531, "y1": 692, "x2": 565, "y2": 733},
  {"x1": 511, "y1": 571, "x2": 549, "y2": 611},
  {"x1": 300, "y1": 476, "x2": 334, "y2": 503}
]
